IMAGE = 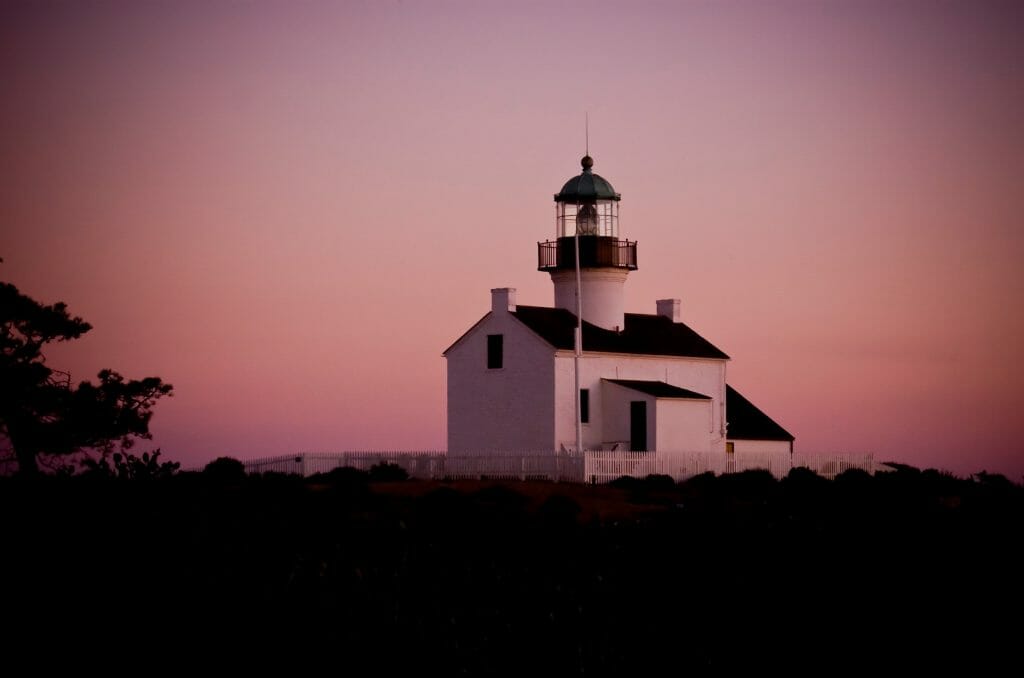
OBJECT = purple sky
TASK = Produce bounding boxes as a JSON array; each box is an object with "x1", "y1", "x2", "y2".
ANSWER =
[{"x1": 2, "y1": 1, "x2": 1022, "y2": 478}]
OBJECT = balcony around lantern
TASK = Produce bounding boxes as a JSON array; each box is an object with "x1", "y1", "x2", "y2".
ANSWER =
[{"x1": 537, "y1": 236, "x2": 638, "y2": 272}]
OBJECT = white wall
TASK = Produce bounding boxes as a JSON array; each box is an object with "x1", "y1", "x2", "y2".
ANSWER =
[
  {"x1": 728, "y1": 439, "x2": 792, "y2": 455},
  {"x1": 655, "y1": 399, "x2": 714, "y2": 453},
  {"x1": 551, "y1": 268, "x2": 629, "y2": 331},
  {"x1": 555, "y1": 351, "x2": 727, "y2": 452},
  {"x1": 447, "y1": 289, "x2": 728, "y2": 454},
  {"x1": 446, "y1": 306, "x2": 556, "y2": 452},
  {"x1": 598, "y1": 381, "x2": 713, "y2": 452},
  {"x1": 600, "y1": 381, "x2": 655, "y2": 450}
]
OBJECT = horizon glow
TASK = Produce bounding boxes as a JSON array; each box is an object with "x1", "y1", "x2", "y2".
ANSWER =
[{"x1": 2, "y1": 1, "x2": 1022, "y2": 478}]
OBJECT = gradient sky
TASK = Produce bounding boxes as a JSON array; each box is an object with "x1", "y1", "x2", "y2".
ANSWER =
[{"x1": 2, "y1": 1, "x2": 1022, "y2": 478}]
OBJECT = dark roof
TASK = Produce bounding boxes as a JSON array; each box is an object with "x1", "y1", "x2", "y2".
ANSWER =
[
  {"x1": 604, "y1": 379, "x2": 710, "y2": 400},
  {"x1": 511, "y1": 305, "x2": 729, "y2": 360},
  {"x1": 726, "y1": 385, "x2": 794, "y2": 441},
  {"x1": 554, "y1": 156, "x2": 621, "y2": 202}
]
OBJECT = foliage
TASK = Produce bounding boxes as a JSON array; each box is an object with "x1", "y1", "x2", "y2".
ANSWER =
[
  {"x1": 641, "y1": 473, "x2": 676, "y2": 491},
  {"x1": 318, "y1": 465, "x2": 370, "y2": 485},
  {"x1": 79, "y1": 448, "x2": 180, "y2": 480},
  {"x1": 367, "y1": 461, "x2": 409, "y2": 482},
  {"x1": 608, "y1": 475, "x2": 641, "y2": 490},
  {"x1": 203, "y1": 456, "x2": 247, "y2": 482},
  {"x1": 0, "y1": 279, "x2": 172, "y2": 474}
]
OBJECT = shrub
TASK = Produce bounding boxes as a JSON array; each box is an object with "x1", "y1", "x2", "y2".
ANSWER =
[
  {"x1": 643, "y1": 473, "x2": 677, "y2": 491},
  {"x1": 203, "y1": 456, "x2": 246, "y2": 483},
  {"x1": 80, "y1": 449, "x2": 179, "y2": 480},
  {"x1": 367, "y1": 462, "x2": 409, "y2": 482},
  {"x1": 317, "y1": 465, "x2": 369, "y2": 485},
  {"x1": 609, "y1": 475, "x2": 639, "y2": 490}
]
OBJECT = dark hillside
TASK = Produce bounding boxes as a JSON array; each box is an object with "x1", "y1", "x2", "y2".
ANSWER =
[{"x1": 2, "y1": 466, "x2": 1021, "y2": 673}]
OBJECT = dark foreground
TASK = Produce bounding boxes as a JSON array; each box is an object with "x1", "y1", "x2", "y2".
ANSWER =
[{"x1": 3, "y1": 466, "x2": 1022, "y2": 673}]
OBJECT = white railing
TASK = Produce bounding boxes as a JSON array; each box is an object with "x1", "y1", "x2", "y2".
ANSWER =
[
  {"x1": 242, "y1": 450, "x2": 875, "y2": 483},
  {"x1": 582, "y1": 450, "x2": 799, "y2": 483}
]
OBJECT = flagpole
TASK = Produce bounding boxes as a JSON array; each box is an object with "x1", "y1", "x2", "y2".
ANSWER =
[{"x1": 574, "y1": 221, "x2": 583, "y2": 456}]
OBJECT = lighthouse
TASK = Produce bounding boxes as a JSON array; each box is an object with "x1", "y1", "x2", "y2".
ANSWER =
[
  {"x1": 443, "y1": 153, "x2": 793, "y2": 458},
  {"x1": 538, "y1": 155, "x2": 637, "y2": 332}
]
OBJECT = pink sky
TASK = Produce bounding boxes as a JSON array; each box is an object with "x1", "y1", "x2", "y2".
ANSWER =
[{"x1": 2, "y1": 1, "x2": 1022, "y2": 478}]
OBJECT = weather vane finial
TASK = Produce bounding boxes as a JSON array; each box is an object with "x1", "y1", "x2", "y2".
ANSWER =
[{"x1": 585, "y1": 112, "x2": 589, "y2": 157}]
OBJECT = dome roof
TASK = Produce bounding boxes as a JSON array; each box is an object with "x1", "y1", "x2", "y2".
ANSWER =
[{"x1": 554, "y1": 155, "x2": 621, "y2": 203}]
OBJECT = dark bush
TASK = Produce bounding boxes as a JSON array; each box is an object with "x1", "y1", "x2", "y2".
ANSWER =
[
  {"x1": 642, "y1": 473, "x2": 677, "y2": 491},
  {"x1": 681, "y1": 471, "x2": 717, "y2": 490},
  {"x1": 317, "y1": 465, "x2": 370, "y2": 485},
  {"x1": 80, "y1": 449, "x2": 179, "y2": 480},
  {"x1": 718, "y1": 469, "x2": 778, "y2": 499},
  {"x1": 367, "y1": 462, "x2": 409, "y2": 482},
  {"x1": 781, "y1": 466, "x2": 831, "y2": 505},
  {"x1": 784, "y1": 466, "x2": 827, "y2": 484},
  {"x1": 609, "y1": 475, "x2": 639, "y2": 490},
  {"x1": 834, "y1": 467, "x2": 873, "y2": 486},
  {"x1": 203, "y1": 456, "x2": 246, "y2": 483}
]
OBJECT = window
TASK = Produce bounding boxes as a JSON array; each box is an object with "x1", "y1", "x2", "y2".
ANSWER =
[
  {"x1": 487, "y1": 334, "x2": 503, "y2": 369},
  {"x1": 580, "y1": 389, "x2": 590, "y2": 423},
  {"x1": 726, "y1": 442, "x2": 735, "y2": 454}
]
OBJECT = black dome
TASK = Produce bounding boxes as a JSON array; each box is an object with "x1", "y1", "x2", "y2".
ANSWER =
[{"x1": 554, "y1": 156, "x2": 621, "y2": 203}]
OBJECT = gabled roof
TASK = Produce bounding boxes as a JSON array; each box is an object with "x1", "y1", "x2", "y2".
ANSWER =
[
  {"x1": 511, "y1": 305, "x2": 729, "y2": 360},
  {"x1": 441, "y1": 312, "x2": 492, "y2": 356},
  {"x1": 604, "y1": 379, "x2": 711, "y2": 400},
  {"x1": 726, "y1": 385, "x2": 794, "y2": 442}
]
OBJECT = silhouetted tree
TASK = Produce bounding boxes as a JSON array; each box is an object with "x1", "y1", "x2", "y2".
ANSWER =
[{"x1": 0, "y1": 278, "x2": 172, "y2": 475}]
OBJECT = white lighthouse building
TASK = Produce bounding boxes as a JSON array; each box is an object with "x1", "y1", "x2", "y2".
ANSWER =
[{"x1": 444, "y1": 155, "x2": 793, "y2": 457}]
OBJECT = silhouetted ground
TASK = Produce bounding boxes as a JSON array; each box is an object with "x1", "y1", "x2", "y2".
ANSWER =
[{"x1": 2, "y1": 466, "x2": 1021, "y2": 673}]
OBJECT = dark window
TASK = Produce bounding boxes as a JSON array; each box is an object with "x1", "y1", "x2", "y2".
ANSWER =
[
  {"x1": 580, "y1": 389, "x2": 590, "y2": 423},
  {"x1": 487, "y1": 334, "x2": 503, "y2": 369}
]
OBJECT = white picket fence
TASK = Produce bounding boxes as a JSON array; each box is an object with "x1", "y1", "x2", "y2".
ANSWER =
[{"x1": 242, "y1": 450, "x2": 874, "y2": 483}]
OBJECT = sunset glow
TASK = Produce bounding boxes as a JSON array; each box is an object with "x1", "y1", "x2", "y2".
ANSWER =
[{"x1": 3, "y1": 1, "x2": 1022, "y2": 477}]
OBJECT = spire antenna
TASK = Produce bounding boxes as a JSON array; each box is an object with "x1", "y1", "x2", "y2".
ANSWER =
[{"x1": 585, "y1": 112, "x2": 589, "y2": 156}]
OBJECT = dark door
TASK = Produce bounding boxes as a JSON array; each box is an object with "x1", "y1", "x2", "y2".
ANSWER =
[{"x1": 630, "y1": 401, "x2": 647, "y2": 451}]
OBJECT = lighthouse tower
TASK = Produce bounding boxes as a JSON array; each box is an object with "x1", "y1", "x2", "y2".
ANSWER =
[
  {"x1": 444, "y1": 151, "x2": 793, "y2": 460},
  {"x1": 538, "y1": 155, "x2": 637, "y2": 331}
]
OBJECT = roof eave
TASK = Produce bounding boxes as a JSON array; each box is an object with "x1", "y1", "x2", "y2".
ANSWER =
[{"x1": 441, "y1": 312, "x2": 493, "y2": 356}]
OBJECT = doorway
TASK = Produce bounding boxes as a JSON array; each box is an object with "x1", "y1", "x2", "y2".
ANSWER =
[{"x1": 630, "y1": 401, "x2": 647, "y2": 451}]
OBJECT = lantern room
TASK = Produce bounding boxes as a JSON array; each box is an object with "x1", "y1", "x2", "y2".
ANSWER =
[
  {"x1": 555, "y1": 155, "x2": 620, "y2": 238},
  {"x1": 538, "y1": 155, "x2": 637, "y2": 272}
]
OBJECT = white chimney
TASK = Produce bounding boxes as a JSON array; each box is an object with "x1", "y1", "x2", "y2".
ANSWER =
[
  {"x1": 656, "y1": 298, "x2": 681, "y2": 323},
  {"x1": 491, "y1": 288, "x2": 517, "y2": 313}
]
